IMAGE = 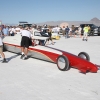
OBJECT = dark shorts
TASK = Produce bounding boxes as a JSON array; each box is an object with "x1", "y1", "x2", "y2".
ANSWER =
[
  {"x1": 21, "y1": 36, "x2": 30, "y2": 48},
  {"x1": 72, "y1": 30, "x2": 75, "y2": 34},
  {"x1": 48, "y1": 37, "x2": 52, "y2": 41}
]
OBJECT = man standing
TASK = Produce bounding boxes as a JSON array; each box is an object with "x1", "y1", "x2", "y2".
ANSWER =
[
  {"x1": 20, "y1": 27, "x2": 31, "y2": 60},
  {"x1": 82, "y1": 25, "x2": 89, "y2": 41},
  {"x1": 15, "y1": 26, "x2": 21, "y2": 34},
  {"x1": 62, "y1": 26, "x2": 66, "y2": 36},
  {"x1": 46, "y1": 28, "x2": 54, "y2": 45},
  {"x1": 2, "y1": 25, "x2": 9, "y2": 37},
  {"x1": 87, "y1": 25, "x2": 91, "y2": 36},
  {"x1": 65, "y1": 26, "x2": 70, "y2": 38},
  {"x1": 78, "y1": 26, "x2": 82, "y2": 38},
  {"x1": 71, "y1": 25, "x2": 75, "y2": 37},
  {"x1": 0, "y1": 27, "x2": 7, "y2": 63}
]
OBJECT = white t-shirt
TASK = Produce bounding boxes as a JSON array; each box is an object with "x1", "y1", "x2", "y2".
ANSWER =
[
  {"x1": 9, "y1": 28, "x2": 15, "y2": 34},
  {"x1": 9, "y1": 28, "x2": 12, "y2": 34},
  {"x1": 56, "y1": 27, "x2": 60, "y2": 32},
  {"x1": 78, "y1": 27, "x2": 82, "y2": 32},
  {"x1": 52, "y1": 27, "x2": 60, "y2": 32},
  {"x1": 69, "y1": 28, "x2": 72, "y2": 32},
  {"x1": 15, "y1": 27, "x2": 21, "y2": 34},
  {"x1": 21, "y1": 30, "x2": 31, "y2": 38},
  {"x1": 31, "y1": 28, "x2": 35, "y2": 35}
]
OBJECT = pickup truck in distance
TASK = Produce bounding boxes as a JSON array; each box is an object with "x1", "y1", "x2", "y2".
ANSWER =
[{"x1": 80, "y1": 24, "x2": 100, "y2": 36}]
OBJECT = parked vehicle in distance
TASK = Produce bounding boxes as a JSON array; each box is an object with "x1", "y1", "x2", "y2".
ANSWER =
[
  {"x1": 80, "y1": 24, "x2": 100, "y2": 36},
  {"x1": 42, "y1": 27, "x2": 60, "y2": 40},
  {"x1": 18, "y1": 21, "x2": 32, "y2": 28},
  {"x1": 51, "y1": 32, "x2": 60, "y2": 40},
  {"x1": 74, "y1": 26, "x2": 79, "y2": 34}
]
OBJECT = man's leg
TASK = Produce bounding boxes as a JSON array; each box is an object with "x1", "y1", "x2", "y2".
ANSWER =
[
  {"x1": 45, "y1": 38, "x2": 49, "y2": 45},
  {"x1": 24, "y1": 48, "x2": 28, "y2": 56},
  {"x1": 84, "y1": 33, "x2": 87, "y2": 40},
  {"x1": 70, "y1": 31, "x2": 72, "y2": 37},
  {"x1": 0, "y1": 46, "x2": 7, "y2": 62},
  {"x1": 22, "y1": 47, "x2": 28, "y2": 60},
  {"x1": 86, "y1": 33, "x2": 88, "y2": 41},
  {"x1": 80, "y1": 32, "x2": 82, "y2": 38},
  {"x1": 82, "y1": 32, "x2": 85, "y2": 41},
  {"x1": 20, "y1": 47, "x2": 25, "y2": 59},
  {"x1": 65, "y1": 32, "x2": 68, "y2": 38},
  {"x1": 20, "y1": 36, "x2": 25, "y2": 58},
  {"x1": 0, "y1": 52, "x2": 5, "y2": 58},
  {"x1": 22, "y1": 37, "x2": 30, "y2": 60},
  {"x1": 21, "y1": 47, "x2": 24, "y2": 54},
  {"x1": 67, "y1": 32, "x2": 69, "y2": 38}
]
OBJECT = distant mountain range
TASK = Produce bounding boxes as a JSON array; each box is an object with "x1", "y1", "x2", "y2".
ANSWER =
[
  {"x1": 90, "y1": 17, "x2": 100, "y2": 22},
  {"x1": 36, "y1": 17, "x2": 100, "y2": 27},
  {"x1": 4, "y1": 17, "x2": 100, "y2": 27}
]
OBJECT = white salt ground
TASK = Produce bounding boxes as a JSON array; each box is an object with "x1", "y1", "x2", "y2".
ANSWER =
[{"x1": 0, "y1": 36, "x2": 100, "y2": 100}]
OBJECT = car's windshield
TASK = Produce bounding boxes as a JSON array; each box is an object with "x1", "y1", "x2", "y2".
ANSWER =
[
  {"x1": 34, "y1": 32, "x2": 41, "y2": 36},
  {"x1": 19, "y1": 24, "x2": 32, "y2": 28},
  {"x1": 91, "y1": 24, "x2": 98, "y2": 28},
  {"x1": 80, "y1": 24, "x2": 98, "y2": 28}
]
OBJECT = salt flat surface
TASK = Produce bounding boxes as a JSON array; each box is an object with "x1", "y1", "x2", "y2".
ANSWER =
[{"x1": 0, "y1": 36, "x2": 100, "y2": 100}]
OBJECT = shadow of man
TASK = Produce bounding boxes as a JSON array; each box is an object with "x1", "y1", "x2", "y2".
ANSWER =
[{"x1": 6, "y1": 54, "x2": 20, "y2": 62}]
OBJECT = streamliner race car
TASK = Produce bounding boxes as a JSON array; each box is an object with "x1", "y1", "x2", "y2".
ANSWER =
[{"x1": 3, "y1": 34, "x2": 99, "y2": 74}]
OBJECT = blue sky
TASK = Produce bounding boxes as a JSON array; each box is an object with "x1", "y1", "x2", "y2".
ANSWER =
[{"x1": 0, "y1": 0, "x2": 100, "y2": 24}]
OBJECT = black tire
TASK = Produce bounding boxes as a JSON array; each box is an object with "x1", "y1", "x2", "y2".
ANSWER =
[
  {"x1": 57, "y1": 55, "x2": 69, "y2": 71},
  {"x1": 78, "y1": 52, "x2": 90, "y2": 61}
]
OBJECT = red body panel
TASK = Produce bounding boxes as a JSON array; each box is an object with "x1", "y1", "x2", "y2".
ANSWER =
[
  {"x1": 62, "y1": 52, "x2": 98, "y2": 73},
  {"x1": 43, "y1": 46, "x2": 98, "y2": 73},
  {"x1": 28, "y1": 47, "x2": 60, "y2": 62}
]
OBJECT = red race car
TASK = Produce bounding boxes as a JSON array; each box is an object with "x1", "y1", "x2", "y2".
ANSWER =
[{"x1": 3, "y1": 34, "x2": 99, "y2": 73}]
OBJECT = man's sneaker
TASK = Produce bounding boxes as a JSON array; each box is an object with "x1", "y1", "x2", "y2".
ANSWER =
[
  {"x1": 22, "y1": 56, "x2": 28, "y2": 60},
  {"x1": 82, "y1": 39, "x2": 84, "y2": 41},
  {"x1": 1, "y1": 58, "x2": 8, "y2": 63},
  {"x1": 20, "y1": 54, "x2": 25, "y2": 59}
]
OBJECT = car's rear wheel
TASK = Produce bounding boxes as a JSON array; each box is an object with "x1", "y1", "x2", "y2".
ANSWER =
[
  {"x1": 78, "y1": 52, "x2": 90, "y2": 61},
  {"x1": 57, "y1": 55, "x2": 69, "y2": 71}
]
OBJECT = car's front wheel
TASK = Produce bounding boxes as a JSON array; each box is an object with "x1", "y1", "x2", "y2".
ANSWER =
[
  {"x1": 78, "y1": 52, "x2": 90, "y2": 61},
  {"x1": 57, "y1": 55, "x2": 70, "y2": 71}
]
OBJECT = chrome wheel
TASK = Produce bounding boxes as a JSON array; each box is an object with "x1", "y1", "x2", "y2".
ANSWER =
[
  {"x1": 57, "y1": 55, "x2": 69, "y2": 71},
  {"x1": 58, "y1": 57, "x2": 66, "y2": 69}
]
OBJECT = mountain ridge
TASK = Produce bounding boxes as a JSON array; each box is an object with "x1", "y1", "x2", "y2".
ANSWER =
[{"x1": 3, "y1": 17, "x2": 100, "y2": 27}]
